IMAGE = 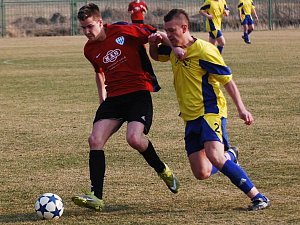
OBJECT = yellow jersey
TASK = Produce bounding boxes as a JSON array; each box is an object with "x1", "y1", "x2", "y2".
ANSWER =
[
  {"x1": 200, "y1": 0, "x2": 229, "y2": 31},
  {"x1": 157, "y1": 38, "x2": 232, "y2": 122},
  {"x1": 238, "y1": 0, "x2": 255, "y2": 20}
]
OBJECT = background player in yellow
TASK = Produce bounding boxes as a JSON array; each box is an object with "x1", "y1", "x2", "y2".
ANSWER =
[
  {"x1": 200, "y1": 0, "x2": 229, "y2": 53},
  {"x1": 238, "y1": 0, "x2": 258, "y2": 44},
  {"x1": 148, "y1": 8, "x2": 270, "y2": 211}
]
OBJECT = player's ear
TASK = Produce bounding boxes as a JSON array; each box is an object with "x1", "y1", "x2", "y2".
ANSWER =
[
  {"x1": 96, "y1": 18, "x2": 103, "y2": 26},
  {"x1": 182, "y1": 24, "x2": 188, "y2": 33}
]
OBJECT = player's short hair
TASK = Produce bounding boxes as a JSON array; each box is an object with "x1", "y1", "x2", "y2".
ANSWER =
[
  {"x1": 77, "y1": 3, "x2": 101, "y2": 21},
  {"x1": 164, "y1": 9, "x2": 190, "y2": 26}
]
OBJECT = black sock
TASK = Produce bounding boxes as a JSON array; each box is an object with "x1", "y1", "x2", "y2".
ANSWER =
[
  {"x1": 89, "y1": 150, "x2": 105, "y2": 199},
  {"x1": 140, "y1": 141, "x2": 165, "y2": 173}
]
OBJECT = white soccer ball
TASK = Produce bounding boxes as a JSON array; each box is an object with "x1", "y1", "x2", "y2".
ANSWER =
[{"x1": 35, "y1": 193, "x2": 64, "y2": 220}]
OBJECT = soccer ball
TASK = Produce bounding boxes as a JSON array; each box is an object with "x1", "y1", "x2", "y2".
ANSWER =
[{"x1": 35, "y1": 193, "x2": 64, "y2": 220}]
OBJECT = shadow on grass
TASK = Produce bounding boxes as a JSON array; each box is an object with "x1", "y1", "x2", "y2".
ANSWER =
[
  {"x1": 65, "y1": 204, "x2": 187, "y2": 216},
  {"x1": 0, "y1": 205, "x2": 187, "y2": 223},
  {"x1": 0, "y1": 213, "x2": 40, "y2": 223},
  {"x1": 64, "y1": 204, "x2": 135, "y2": 216},
  {"x1": 232, "y1": 207, "x2": 249, "y2": 212}
]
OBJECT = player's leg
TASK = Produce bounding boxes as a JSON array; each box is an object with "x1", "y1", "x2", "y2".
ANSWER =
[
  {"x1": 242, "y1": 16, "x2": 251, "y2": 44},
  {"x1": 72, "y1": 96, "x2": 123, "y2": 211},
  {"x1": 201, "y1": 114, "x2": 269, "y2": 210},
  {"x1": 72, "y1": 118, "x2": 121, "y2": 211},
  {"x1": 215, "y1": 30, "x2": 225, "y2": 54},
  {"x1": 188, "y1": 150, "x2": 217, "y2": 179},
  {"x1": 205, "y1": 140, "x2": 269, "y2": 210},
  {"x1": 188, "y1": 147, "x2": 238, "y2": 179},
  {"x1": 185, "y1": 116, "x2": 237, "y2": 179},
  {"x1": 248, "y1": 24, "x2": 254, "y2": 35},
  {"x1": 216, "y1": 36, "x2": 225, "y2": 54},
  {"x1": 243, "y1": 24, "x2": 248, "y2": 40},
  {"x1": 88, "y1": 119, "x2": 121, "y2": 198},
  {"x1": 126, "y1": 91, "x2": 179, "y2": 193},
  {"x1": 126, "y1": 121, "x2": 179, "y2": 193},
  {"x1": 209, "y1": 32, "x2": 217, "y2": 45},
  {"x1": 127, "y1": 121, "x2": 164, "y2": 171},
  {"x1": 247, "y1": 22, "x2": 254, "y2": 43},
  {"x1": 209, "y1": 30, "x2": 225, "y2": 53}
]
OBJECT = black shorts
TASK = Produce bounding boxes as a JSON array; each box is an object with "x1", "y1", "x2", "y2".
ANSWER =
[
  {"x1": 132, "y1": 20, "x2": 144, "y2": 24},
  {"x1": 93, "y1": 90, "x2": 153, "y2": 134}
]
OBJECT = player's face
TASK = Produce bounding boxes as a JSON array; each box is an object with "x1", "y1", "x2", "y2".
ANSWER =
[
  {"x1": 80, "y1": 16, "x2": 103, "y2": 41},
  {"x1": 164, "y1": 19, "x2": 185, "y2": 46}
]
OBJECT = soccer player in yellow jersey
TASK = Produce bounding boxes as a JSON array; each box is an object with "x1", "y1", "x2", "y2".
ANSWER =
[
  {"x1": 238, "y1": 0, "x2": 258, "y2": 44},
  {"x1": 148, "y1": 9, "x2": 270, "y2": 211},
  {"x1": 200, "y1": 0, "x2": 229, "y2": 53}
]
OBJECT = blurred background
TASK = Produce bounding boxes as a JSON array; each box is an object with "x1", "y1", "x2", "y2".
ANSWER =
[{"x1": 0, "y1": 0, "x2": 299, "y2": 37}]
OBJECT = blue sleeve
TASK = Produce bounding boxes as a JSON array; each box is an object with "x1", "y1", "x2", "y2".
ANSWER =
[
  {"x1": 200, "y1": 4, "x2": 210, "y2": 10},
  {"x1": 158, "y1": 44, "x2": 172, "y2": 55},
  {"x1": 199, "y1": 59, "x2": 232, "y2": 75}
]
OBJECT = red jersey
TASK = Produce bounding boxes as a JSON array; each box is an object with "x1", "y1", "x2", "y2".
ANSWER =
[
  {"x1": 84, "y1": 23, "x2": 159, "y2": 97},
  {"x1": 128, "y1": 1, "x2": 148, "y2": 21}
]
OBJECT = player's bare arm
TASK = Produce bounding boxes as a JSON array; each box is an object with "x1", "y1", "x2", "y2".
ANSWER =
[
  {"x1": 200, "y1": 10, "x2": 213, "y2": 20},
  {"x1": 140, "y1": 5, "x2": 147, "y2": 14},
  {"x1": 224, "y1": 79, "x2": 254, "y2": 125},
  {"x1": 148, "y1": 32, "x2": 186, "y2": 61},
  {"x1": 253, "y1": 8, "x2": 259, "y2": 20},
  {"x1": 223, "y1": 8, "x2": 230, "y2": 16},
  {"x1": 95, "y1": 72, "x2": 106, "y2": 104}
]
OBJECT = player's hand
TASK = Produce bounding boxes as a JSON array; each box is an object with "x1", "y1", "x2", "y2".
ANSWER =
[
  {"x1": 173, "y1": 47, "x2": 186, "y2": 61},
  {"x1": 207, "y1": 15, "x2": 213, "y2": 20},
  {"x1": 239, "y1": 110, "x2": 254, "y2": 125},
  {"x1": 148, "y1": 33, "x2": 162, "y2": 45}
]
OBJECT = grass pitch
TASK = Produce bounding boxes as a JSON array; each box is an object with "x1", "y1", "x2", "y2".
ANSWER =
[{"x1": 0, "y1": 30, "x2": 299, "y2": 224}]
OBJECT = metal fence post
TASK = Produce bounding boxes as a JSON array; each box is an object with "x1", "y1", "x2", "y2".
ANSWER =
[
  {"x1": 202, "y1": 0, "x2": 206, "y2": 32},
  {"x1": 0, "y1": 0, "x2": 6, "y2": 37},
  {"x1": 268, "y1": 0, "x2": 273, "y2": 30},
  {"x1": 70, "y1": 0, "x2": 77, "y2": 36}
]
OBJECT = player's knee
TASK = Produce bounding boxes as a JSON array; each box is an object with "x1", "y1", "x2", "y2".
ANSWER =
[
  {"x1": 126, "y1": 134, "x2": 141, "y2": 149},
  {"x1": 193, "y1": 170, "x2": 210, "y2": 180},
  {"x1": 219, "y1": 39, "x2": 225, "y2": 46},
  {"x1": 88, "y1": 134, "x2": 102, "y2": 149}
]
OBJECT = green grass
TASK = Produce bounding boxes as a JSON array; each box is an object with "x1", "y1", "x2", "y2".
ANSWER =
[{"x1": 0, "y1": 30, "x2": 300, "y2": 224}]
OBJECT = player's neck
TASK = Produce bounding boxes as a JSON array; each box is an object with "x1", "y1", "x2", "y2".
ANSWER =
[
  {"x1": 181, "y1": 35, "x2": 195, "y2": 48},
  {"x1": 95, "y1": 28, "x2": 107, "y2": 42}
]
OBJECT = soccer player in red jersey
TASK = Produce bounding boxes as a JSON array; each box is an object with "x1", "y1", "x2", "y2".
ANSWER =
[
  {"x1": 71, "y1": 3, "x2": 179, "y2": 211},
  {"x1": 128, "y1": 0, "x2": 148, "y2": 24}
]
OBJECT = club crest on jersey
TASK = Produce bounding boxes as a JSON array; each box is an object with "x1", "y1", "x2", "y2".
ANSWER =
[
  {"x1": 115, "y1": 36, "x2": 125, "y2": 45},
  {"x1": 103, "y1": 49, "x2": 121, "y2": 63}
]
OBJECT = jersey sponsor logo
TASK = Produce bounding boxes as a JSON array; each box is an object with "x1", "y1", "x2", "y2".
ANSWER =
[
  {"x1": 115, "y1": 36, "x2": 125, "y2": 45},
  {"x1": 103, "y1": 49, "x2": 121, "y2": 63},
  {"x1": 175, "y1": 58, "x2": 191, "y2": 67}
]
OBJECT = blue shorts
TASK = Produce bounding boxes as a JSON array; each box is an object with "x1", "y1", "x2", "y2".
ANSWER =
[
  {"x1": 209, "y1": 30, "x2": 223, "y2": 39},
  {"x1": 241, "y1": 15, "x2": 254, "y2": 25},
  {"x1": 184, "y1": 114, "x2": 230, "y2": 156}
]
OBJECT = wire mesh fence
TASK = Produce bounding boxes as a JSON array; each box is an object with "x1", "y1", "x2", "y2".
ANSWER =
[{"x1": 0, "y1": 0, "x2": 299, "y2": 38}]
